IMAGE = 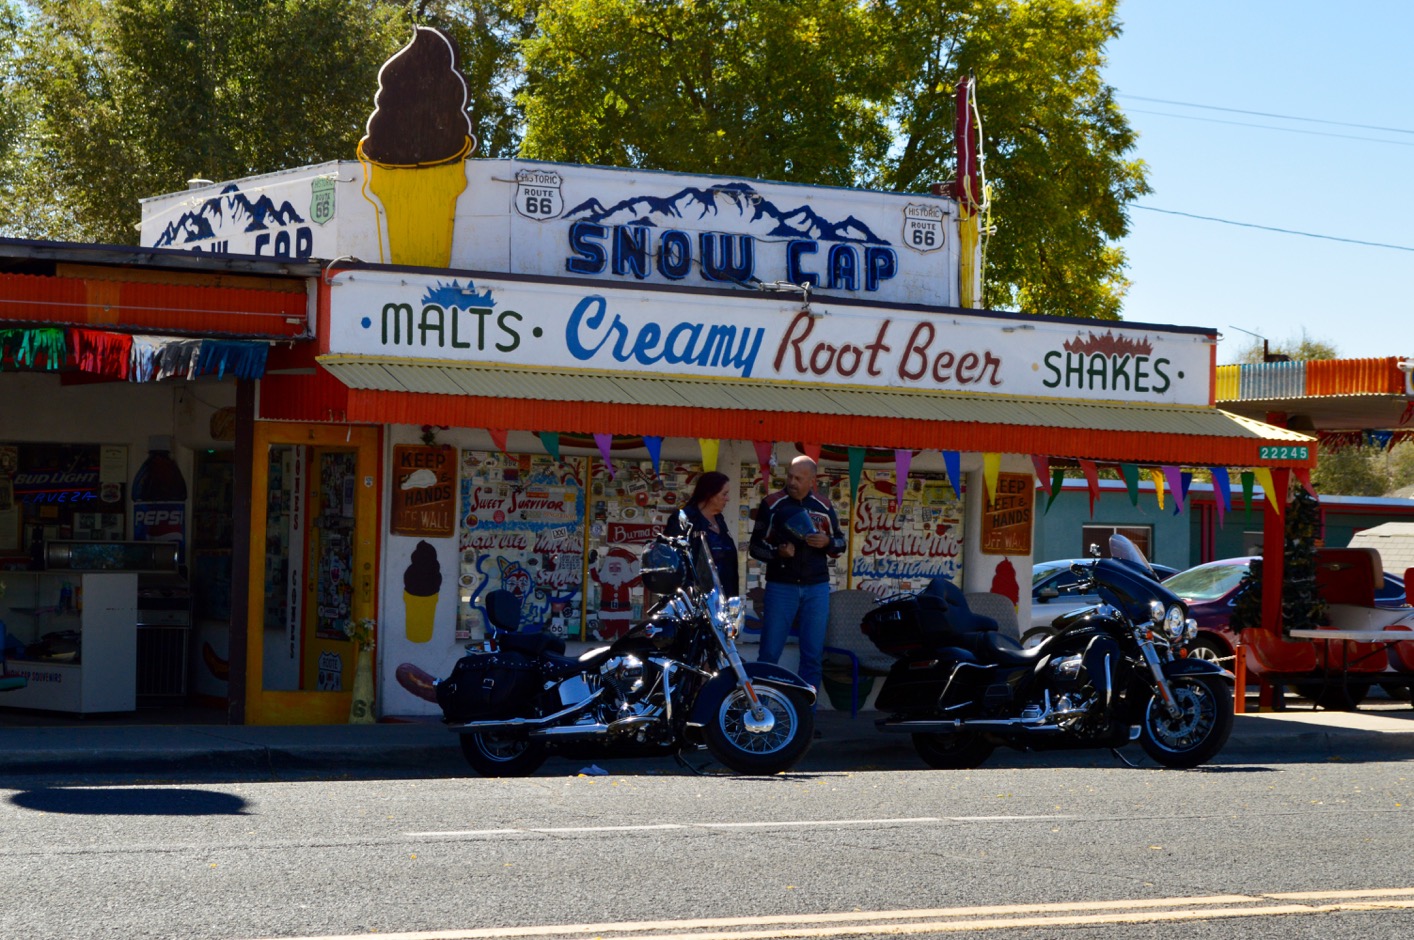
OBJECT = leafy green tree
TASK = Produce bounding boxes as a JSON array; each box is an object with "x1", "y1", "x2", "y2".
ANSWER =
[
  {"x1": 1232, "y1": 329, "x2": 1338, "y2": 364},
  {"x1": 1311, "y1": 443, "x2": 1389, "y2": 497},
  {"x1": 516, "y1": 0, "x2": 1149, "y2": 319},
  {"x1": 6, "y1": 1, "x2": 417, "y2": 243}
]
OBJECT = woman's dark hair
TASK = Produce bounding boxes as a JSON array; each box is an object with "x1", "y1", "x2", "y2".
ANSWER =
[{"x1": 686, "y1": 471, "x2": 730, "y2": 509}]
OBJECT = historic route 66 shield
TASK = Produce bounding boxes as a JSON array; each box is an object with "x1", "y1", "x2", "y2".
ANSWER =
[
  {"x1": 514, "y1": 168, "x2": 564, "y2": 221},
  {"x1": 310, "y1": 177, "x2": 336, "y2": 226},
  {"x1": 902, "y1": 203, "x2": 946, "y2": 253}
]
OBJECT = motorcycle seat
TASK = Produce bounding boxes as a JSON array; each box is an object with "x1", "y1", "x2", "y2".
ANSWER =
[
  {"x1": 972, "y1": 631, "x2": 1046, "y2": 667},
  {"x1": 539, "y1": 645, "x2": 615, "y2": 679},
  {"x1": 497, "y1": 632, "x2": 567, "y2": 657}
]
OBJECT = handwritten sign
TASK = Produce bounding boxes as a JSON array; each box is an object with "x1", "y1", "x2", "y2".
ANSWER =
[
  {"x1": 980, "y1": 472, "x2": 1033, "y2": 555},
  {"x1": 390, "y1": 445, "x2": 455, "y2": 537}
]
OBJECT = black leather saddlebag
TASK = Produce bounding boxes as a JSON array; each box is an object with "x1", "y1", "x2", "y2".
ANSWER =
[
  {"x1": 861, "y1": 578, "x2": 997, "y2": 657},
  {"x1": 436, "y1": 651, "x2": 540, "y2": 722}
]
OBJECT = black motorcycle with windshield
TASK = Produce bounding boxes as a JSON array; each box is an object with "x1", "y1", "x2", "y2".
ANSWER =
[
  {"x1": 435, "y1": 511, "x2": 816, "y2": 776},
  {"x1": 867, "y1": 535, "x2": 1234, "y2": 769}
]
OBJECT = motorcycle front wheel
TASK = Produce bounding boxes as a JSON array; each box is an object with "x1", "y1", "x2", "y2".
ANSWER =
[
  {"x1": 1139, "y1": 674, "x2": 1233, "y2": 769},
  {"x1": 459, "y1": 731, "x2": 549, "y2": 777},
  {"x1": 703, "y1": 685, "x2": 814, "y2": 775}
]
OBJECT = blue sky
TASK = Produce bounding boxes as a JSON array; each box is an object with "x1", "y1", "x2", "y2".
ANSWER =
[{"x1": 1100, "y1": 1, "x2": 1412, "y2": 364}]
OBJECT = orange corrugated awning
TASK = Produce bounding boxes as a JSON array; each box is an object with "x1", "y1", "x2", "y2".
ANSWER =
[{"x1": 309, "y1": 356, "x2": 1316, "y2": 469}]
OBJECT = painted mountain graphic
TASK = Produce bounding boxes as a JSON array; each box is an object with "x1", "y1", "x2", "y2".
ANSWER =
[
  {"x1": 422, "y1": 280, "x2": 494, "y2": 309},
  {"x1": 563, "y1": 182, "x2": 890, "y2": 245},
  {"x1": 153, "y1": 184, "x2": 306, "y2": 247}
]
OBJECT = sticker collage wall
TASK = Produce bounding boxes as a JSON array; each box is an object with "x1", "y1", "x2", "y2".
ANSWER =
[{"x1": 456, "y1": 450, "x2": 968, "y2": 641}]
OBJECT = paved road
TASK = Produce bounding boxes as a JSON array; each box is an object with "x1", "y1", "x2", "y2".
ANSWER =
[{"x1": 3, "y1": 724, "x2": 1414, "y2": 940}]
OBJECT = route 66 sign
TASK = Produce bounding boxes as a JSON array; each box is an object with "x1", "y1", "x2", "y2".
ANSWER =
[
  {"x1": 514, "y1": 168, "x2": 564, "y2": 221},
  {"x1": 310, "y1": 177, "x2": 336, "y2": 226},
  {"x1": 902, "y1": 203, "x2": 946, "y2": 253}
]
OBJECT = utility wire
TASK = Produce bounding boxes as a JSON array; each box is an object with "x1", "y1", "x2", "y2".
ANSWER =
[
  {"x1": 1132, "y1": 205, "x2": 1414, "y2": 252},
  {"x1": 1118, "y1": 94, "x2": 1414, "y2": 136},
  {"x1": 1126, "y1": 107, "x2": 1414, "y2": 148}
]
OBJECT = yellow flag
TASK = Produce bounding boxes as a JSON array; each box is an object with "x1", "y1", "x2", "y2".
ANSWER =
[
  {"x1": 1149, "y1": 468, "x2": 1165, "y2": 510},
  {"x1": 698, "y1": 438, "x2": 719, "y2": 472},
  {"x1": 1251, "y1": 467, "x2": 1278, "y2": 511},
  {"x1": 982, "y1": 453, "x2": 1001, "y2": 506}
]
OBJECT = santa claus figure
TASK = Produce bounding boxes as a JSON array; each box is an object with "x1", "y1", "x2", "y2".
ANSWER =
[{"x1": 589, "y1": 546, "x2": 641, "y2": 640}]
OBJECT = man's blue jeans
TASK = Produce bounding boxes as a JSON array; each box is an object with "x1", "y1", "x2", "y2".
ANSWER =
[{"x1": 757, "y1": 580, "x2": 830, "y2": 695}]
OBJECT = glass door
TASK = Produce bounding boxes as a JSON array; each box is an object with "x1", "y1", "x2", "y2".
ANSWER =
[{"x1": 248, "y1": 423, "x2": 379, "y2": 724}]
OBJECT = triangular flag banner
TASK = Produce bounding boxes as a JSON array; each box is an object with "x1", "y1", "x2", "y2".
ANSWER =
[
  {"x1": 753, "y1": 441, "x2": 774, "y2": 481},
  {"x1": 1252, "y1": 467, "x2": 1279, "y2": 512},
  {"x1": 1211, "y1": 467, "x2": 1232, "y2": 528},
  {"x1": 1162, "y1": 466, "x2": 1185, "y2": 514},
  {"x1": 1079, "y1": 459, "x2": 1100, "y2": 517},
  {"x1": 1241, "y1": 471, "x2": 1256, "y2": 522},
  {"x1": 643, "y1": 435, "x2": 663, "y2": 476},
  {"x1": 848, "y1": 447, "x2": 865, "y2": 502},
  {"x1": 1045, "y1": 468, "x2": 1065, "y2": 513},
  {"x1": 1177, "y1": 471, "x2": 1193, "y2": 515},
  {"x1": 698, "y1": 438, "x2": 719, "y2": 472},
  {"x1": 1031, "y1": 454, "x2": 1051, "y2": 494},
  {"x1": 1150, "y1": 468, "x2": 1166, "y2": 511},
  {"x1": 1294, "y1": 467, "x2": 1314, "y2": 494},
  {"x1": 982, "y1": 453, "x2": 1001, "y2": 507},
  {"x1": 803, "y1": 442, "x2": 822, "y2": 463},
  {"x1": 894, "y1": 449, "x2": 913, "y2": 511},
  {"x1": 942, "y1": 450, "x2": 962, "y2": 499},
  {"x1": 594, "y1": 433, "x2": 616, "y2": 478},
  {"x1": 538, "y1": 431, "x2": 561, "y2": 462},
  {"x1": 487, "y1": 428, "x2": 508, "y2": 454},
  {"x1": 1120, "y1": 464, "x2": 1139, "y2": 506}
]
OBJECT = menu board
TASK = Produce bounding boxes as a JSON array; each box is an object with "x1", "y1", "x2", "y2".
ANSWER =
[{"x1": 457, "y1": 451, "x2": 585, "y2": 639}]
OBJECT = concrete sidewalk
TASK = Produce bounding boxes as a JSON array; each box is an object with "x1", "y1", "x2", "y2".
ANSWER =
[{"x1": 1, "y1": 704, "x2": 1412, "y2": 780}]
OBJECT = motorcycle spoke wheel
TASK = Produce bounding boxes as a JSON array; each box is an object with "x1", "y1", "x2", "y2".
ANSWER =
[
  {"x1": 1139, "y1": 675, "x2": 1233, "y2": 769},
  {"x1": 459, "y1": 732, "x2": 548, "y2": 778},
  {"x1": 911, "y1": 732, "x2": 993, "y2": 770},
  {"x1": 704, "y1": 686, "x2": 813, "y2": 775}
]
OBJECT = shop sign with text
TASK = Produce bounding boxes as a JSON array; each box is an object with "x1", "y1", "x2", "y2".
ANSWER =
[
  {"x1": 327, "y1": 272, "x2": 1215, "y2": 405},
  {"x1": 390, "y1": 445, "x2": 456, "y2": 537},
  {"x1": 980, "y1": 472, "x2": 1034, "y2": 556}
]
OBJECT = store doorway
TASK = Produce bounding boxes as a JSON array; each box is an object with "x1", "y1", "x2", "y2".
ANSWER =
[{"x1": 247, "y1": 423, "x2": 379, "y2": 724}]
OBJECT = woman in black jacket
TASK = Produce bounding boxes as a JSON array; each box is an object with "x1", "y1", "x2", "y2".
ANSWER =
[{"x1": 663, "y1": 470, "x2": 739, "y2": 597}]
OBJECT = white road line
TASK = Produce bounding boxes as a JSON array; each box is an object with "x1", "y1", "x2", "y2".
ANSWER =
[
  {"x1": 239, "y1": 889, "x2": 1414, "y2": 940},
  {"x1": 405, "y1": 815, "x2": 1073, "y2": 838}
]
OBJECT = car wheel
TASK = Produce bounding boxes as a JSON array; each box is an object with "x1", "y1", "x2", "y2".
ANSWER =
[{"x1": 1187, "y1": 635, "x2": 1235, "y2": 669}]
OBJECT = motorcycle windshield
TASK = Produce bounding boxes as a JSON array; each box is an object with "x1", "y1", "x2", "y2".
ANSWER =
[
  {"x1": 1094, "y1": 554, "x2": 1184, "y2": 624},
  {"x1": 1108, "y1": 533, "x2": 1157, "y2": 578}
]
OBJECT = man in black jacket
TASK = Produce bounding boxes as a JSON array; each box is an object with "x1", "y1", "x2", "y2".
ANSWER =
[{"x1": 748, "y1": 456, "x2": 846, "y2": 700}]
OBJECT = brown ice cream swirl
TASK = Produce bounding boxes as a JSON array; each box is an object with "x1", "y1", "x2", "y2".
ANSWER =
[
  {"x1": 361, "y1": 27, "x2": 474, "y2": 167},
  {"x1": 404, "y1": 540, "x2": 443, "y2": 596}
]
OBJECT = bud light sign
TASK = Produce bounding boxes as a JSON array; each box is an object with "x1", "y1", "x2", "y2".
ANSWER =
[{"x1": 134, "y1": 502, "x2": 186, "y2": 559}]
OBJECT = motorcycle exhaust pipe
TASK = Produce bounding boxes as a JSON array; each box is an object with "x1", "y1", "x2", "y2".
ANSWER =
[
  {"x1": 448, "y1": 692, "x2": 600, "y2": 735},
  {"x1": 876, "y1": 717, "x2": 1063, "y2": 734}
]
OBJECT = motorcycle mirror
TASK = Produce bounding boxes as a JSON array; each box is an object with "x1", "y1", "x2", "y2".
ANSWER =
[
  {"x1": 1087, "y1": 543, "x2": 1101, "y2": 558},
  {"x1": 677, "y1": 508, "x2": 690, "y2": 533}
]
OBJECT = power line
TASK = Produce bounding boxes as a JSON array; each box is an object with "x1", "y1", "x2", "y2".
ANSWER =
[
  {"x1": 1118, "y1": 94, "x2": 1414, "y2": 136},
  {"x1": 1131, "y1": 206, "x2": 1414, "y2": 252},
  {"x1": 1126, "y1": 107, "x2": 1414, "y2": 148}
]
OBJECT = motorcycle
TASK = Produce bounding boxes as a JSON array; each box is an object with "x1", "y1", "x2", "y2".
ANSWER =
[
  {"x1": 435, "y1": 511, "x2": 816, "y2": 776},
  {"x1": 867, "y1": 535, "x2": 1234, "y2": 769}
]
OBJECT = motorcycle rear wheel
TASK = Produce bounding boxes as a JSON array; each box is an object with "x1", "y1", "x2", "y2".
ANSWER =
[
  {"x1": 703, "y1": 685, "x2": 814, "y2": 775},
  {"x1": 1139, "y1": 674, "x2": 1233, "y2": 768},
  {"x1": 459, "y1": 732, "x2": 549, "y2": 777},
  {"x1": 911, "y1": 732, "x2": 994, "y2": 769}
]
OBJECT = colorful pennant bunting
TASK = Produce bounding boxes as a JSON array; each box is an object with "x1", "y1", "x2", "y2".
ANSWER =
[
  {"x1": 698, "y1": 438, "x2": 719, "y2": 472},
  {"x1": 894, "y1": 449, "x2": 913, "y2": 511},
  {"x1": 982, "y1": 453, "x2": 1001, "y2": 507}
]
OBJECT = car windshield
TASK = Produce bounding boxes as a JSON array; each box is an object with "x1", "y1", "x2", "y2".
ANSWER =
[
  {"x1": 1031, "y1": 561, "x2": 1074, "y2": 586},
  {"x1": 1163, "y1": 561, "x2": 1251, "y2": 601}
]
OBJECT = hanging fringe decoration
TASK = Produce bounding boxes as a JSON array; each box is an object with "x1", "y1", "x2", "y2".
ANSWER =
[
  {"x1": 70, "y1": 329, "x2": 133, "y2": 379},
  {"x1": 196, "y1": 340, "x2": 269, "y2": 380},
  {"x1": 1, "y1": 328, "x2": 67, "y2": 370}
]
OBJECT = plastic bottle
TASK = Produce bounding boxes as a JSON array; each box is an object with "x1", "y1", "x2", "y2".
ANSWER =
[{"x1": 132, "y1": 436, "x2": 188, "y2": 502}]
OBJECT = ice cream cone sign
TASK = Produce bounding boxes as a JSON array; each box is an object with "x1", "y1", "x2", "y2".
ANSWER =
[{"x1": 358, "y1": 27, "x2": 476, "y2": 267}]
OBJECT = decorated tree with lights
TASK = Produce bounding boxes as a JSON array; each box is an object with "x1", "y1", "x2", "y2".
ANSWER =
[{"x1": 1229, "y1": 484, "x2": 1325, "y2": 634}]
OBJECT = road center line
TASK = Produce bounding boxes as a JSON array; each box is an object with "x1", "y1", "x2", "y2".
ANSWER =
[
  {"x1": 405, "y1": 815, "x2": 1073, "y2": 838},
  {"x1": 239, "y1": 889, "x2": 1414, "y2": 940}
]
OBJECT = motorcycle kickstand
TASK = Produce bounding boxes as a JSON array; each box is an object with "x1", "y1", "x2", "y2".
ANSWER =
[
  {"x1": 674, "y1": 749, "x2": 716, "y2": 776},
  {"x1": 1109, "y1": 747, "x2": 1141, "y2": 769}
]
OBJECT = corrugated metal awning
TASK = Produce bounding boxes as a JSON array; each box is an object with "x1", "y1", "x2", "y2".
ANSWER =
[{"x1": 313, "y1": 356, "x2": 1316, "y2": 468}]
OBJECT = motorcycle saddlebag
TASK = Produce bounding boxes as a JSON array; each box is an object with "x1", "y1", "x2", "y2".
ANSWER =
[
  {"x1": 436, "y1": 651, "x2": 540, "y2": 722},
  {"x1": 861, "y1": 595, "x2": 962, "y2": 656}
]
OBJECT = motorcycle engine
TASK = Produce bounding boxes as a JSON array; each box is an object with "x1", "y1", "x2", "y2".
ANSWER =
[{"x1": 600, "y1": 654, "x2": 645, "y2": 699}]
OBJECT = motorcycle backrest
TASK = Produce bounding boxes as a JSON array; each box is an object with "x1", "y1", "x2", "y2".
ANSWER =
[{"x1": 485, "y1": 589, "x2": 522, "y2": 632}]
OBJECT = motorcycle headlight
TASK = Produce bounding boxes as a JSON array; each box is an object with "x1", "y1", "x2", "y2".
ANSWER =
[
  {"x1": 1164, "y1": 605, "x2": 1186, "y2": 640},
  {"x1": 723, "y1": 597, "x2": 744, "y2": 639},
  {"x1": 1148, "y1": 600, "x2": 1166, "y2": 624},
  {"x1": 1183, "y1": 618, "x2": 1198, "y2": 642}
]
